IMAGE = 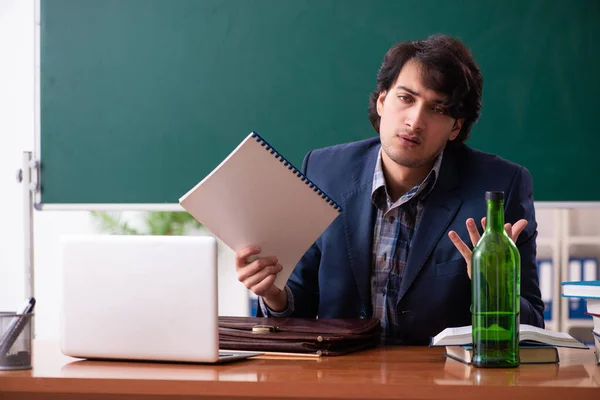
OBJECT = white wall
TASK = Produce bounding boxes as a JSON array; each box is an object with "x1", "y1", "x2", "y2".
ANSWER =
[
  {"x1": 0, "y1": 0, "x2": 103, "y2": 339},
  {"x1": 0, "y1": 0, "x2": 248, "y2": 340},
  {"x1": 0, "y1": 0, "x2": 34, "y2": 311}
]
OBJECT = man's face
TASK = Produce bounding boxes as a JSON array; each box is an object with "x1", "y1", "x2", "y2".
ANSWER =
[{"x1": 377, "y1": 59, "x2": 463, "y2": 169}]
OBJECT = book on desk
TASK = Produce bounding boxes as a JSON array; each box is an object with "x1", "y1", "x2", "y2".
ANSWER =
[
  {"x1": 431, "y1": 323, "x2": 588, "y2": 349},
  {"x1": 562, "y1": 279, "x2": 600, "y2": 365},
  {"x1": 444, "y1": 344, "x2": 559, "y2": 365},
  {"x1": 431, "y1": 323, "x2": 588, "y2": 365}
]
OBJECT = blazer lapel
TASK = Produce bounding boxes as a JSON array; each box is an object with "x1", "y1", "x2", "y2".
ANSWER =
[
  {"x1": 398, "y1": 148, "x2": 463, "y2": 300},
  {"x1": 341, "y1": 144, "x2": 380, "y2": 310}
]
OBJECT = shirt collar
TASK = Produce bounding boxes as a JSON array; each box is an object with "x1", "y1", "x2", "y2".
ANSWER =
[{"x1": 371, "y1": 149, "x2": 443, "y2": 209}]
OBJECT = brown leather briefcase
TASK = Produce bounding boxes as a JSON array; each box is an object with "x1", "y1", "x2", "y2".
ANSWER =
[{"x1": 218, "y1": 316, "x2": 381, "y2": 356}]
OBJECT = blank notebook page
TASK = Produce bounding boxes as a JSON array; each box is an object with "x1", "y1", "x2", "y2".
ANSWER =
[{"x1": 179, "y1": 132, "x2": 341, "y2": 290}]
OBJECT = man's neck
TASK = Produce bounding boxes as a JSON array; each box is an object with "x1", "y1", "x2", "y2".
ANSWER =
[{"x1": 380, "y1": 153, "x2": 434, "y2": 202}]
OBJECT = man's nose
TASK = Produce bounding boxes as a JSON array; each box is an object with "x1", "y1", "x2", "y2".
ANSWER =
[{"x1": 404, "y1": 105, "x2": 426, "y2": 132}]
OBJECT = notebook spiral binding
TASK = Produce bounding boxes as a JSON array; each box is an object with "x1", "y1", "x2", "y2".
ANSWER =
[{"x1": 251, "y1": 131, "x2": 342, "y2": 213}]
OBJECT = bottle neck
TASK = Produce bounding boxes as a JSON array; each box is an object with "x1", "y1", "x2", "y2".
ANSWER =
[{"x1": 485, "y1": 199, "x2": 505, "y2": 232}]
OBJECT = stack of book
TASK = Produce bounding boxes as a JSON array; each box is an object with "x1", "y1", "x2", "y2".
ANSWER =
[
  {"x1": 431, "y1": 323, "x2": 588, "y2": 365},
  {"x1": 562, "y1": 280, "x2": 600, "y2": 364}
]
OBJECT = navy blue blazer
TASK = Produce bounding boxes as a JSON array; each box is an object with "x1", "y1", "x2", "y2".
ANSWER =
[{"x1": 275, "y1": 137, "x2": 544, "y2": 344}]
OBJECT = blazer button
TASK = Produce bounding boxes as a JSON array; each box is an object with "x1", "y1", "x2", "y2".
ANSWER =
[{"x1": 360, "y1": 311, "x2": 366, "y2": 319}]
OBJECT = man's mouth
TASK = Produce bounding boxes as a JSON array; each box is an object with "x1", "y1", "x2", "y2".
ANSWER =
[{"x1": 399, "y1": 134, "x2": 422, "y2": 145}]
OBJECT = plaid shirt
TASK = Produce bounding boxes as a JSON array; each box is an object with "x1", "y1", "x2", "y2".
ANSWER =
[{"x1": 371, "y1": 150, "x2": 442, "y2": 344}]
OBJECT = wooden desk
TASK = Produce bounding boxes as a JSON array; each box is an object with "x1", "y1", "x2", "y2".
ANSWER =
[{"x1": 0, "y1": 341, "x2": 598, "y2": 399}]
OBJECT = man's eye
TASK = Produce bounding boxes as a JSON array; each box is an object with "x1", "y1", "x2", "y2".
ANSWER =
[
  {"x1": 398, "y1": 95, "x2": 412, "y2": 103},
  {"x1": 432, "y1": 107, "x2": 446, "y2": 115}
]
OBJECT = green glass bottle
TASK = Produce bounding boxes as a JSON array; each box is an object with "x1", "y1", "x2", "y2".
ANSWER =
[{"x1": 471, "y1": 191, "x2": 520, "y2": 368}]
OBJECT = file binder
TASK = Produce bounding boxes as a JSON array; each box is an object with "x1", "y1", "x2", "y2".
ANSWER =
[
  {"x1": 249, "y1": 291, "x2": 259, "y2": 317},
  {"x1": 179, "y1": 132, "x2": 342, "y2": 290},
  {"x1": 583, "y1": 257, "x2": 599, "y2": 282}
]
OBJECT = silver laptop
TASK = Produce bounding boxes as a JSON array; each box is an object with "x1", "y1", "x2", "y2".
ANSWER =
[{"x1": 59, "y1": 234, "x2": 259, "y2": 364}]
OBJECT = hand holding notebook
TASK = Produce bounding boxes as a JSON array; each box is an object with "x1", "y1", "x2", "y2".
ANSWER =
[{"x1": 179, "y1": 132, "x2": 342, "y2": 290}]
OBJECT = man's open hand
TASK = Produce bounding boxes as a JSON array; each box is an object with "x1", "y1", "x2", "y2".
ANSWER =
[{"x1": 448, "y1": 217, "x2": 528, "y2": 279}]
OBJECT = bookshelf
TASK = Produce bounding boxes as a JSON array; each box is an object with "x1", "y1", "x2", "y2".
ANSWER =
[{"x1": 559, "y1": 209, "x2": 600, "y2": 344}]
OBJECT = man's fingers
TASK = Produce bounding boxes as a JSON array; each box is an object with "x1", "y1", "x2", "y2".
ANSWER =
[
  {"x1": 466, "y1": 218, "x2": 481, "y2": 246},
  {"x1": 502, "y1": 219, "x2": 528, "y2": 242},
  {"x1": 510, "y1": 219, "x2": 528, "y2": 242},
  {"x1": 242, "y1": 263, "x2": 283, "y2": 289},
  {"x1": 235, "y1": 245, "x2": 261, "y2": 269},
  {"x1": 504, "y1": 223, "x2": 513, "y2": 238},
  {"x1": 449, "y1": 231, "x2": 473, "y2": 279},
  {"x1": 448, "y1": 231, "x2": 472, "y2": 261},
  {"x1": 251, "y1": 274, "x2": 280, "y2": 298},
  {"x1": 237, "y1": 256, "x2": 278, "y2": 282},
  {"x1": 478, "y1": 217, "x2": 527, "y2": 243}
]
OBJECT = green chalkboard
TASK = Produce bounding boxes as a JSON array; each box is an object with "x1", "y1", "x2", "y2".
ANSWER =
[{"x1": 40, "y1": 0, "x2": 600, "y2": 205}]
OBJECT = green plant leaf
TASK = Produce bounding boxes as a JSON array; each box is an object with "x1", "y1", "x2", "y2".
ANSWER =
[{"x1": 90, "y1": 211, "x2": 201, "y2": 236}]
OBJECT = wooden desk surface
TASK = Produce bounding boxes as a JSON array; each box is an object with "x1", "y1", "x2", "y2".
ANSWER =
[{"x1": 0, "y1": 341, "x2": 598, "y2": 400}]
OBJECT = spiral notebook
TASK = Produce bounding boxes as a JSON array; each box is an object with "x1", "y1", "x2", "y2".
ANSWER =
[{"x1": 179, "y1": 132, "x2": 342, "y2": 290}]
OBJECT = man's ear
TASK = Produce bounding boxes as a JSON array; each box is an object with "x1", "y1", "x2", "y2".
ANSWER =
[
  {"x1": 449, "y1": 119, "x2": 464, "y2": 141},
  {"x1": 376, "y1": 91, "x2": 387, "y2": 116}
]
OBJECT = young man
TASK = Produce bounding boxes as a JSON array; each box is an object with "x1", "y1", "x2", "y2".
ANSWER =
[{"x1": 235, "y1": 34, "x2": 544, "y2": 344}]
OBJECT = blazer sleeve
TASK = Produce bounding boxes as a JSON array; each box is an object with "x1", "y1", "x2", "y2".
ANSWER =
[
  {"x1": 504, "y1": 166, "x2": 545, "y2": 328},
  {"x1": 284, "y1": 150, "x2": 322, "y2": 318}
]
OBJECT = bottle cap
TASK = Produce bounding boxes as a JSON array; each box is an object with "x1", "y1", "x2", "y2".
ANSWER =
[{"x1": 485, "y1": 191, "x2": 504, "y2": 201}]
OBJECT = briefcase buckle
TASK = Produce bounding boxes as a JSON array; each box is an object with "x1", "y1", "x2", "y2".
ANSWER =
[{"x1": 252, "y1": 325, "x2": 277, "y2": 334}]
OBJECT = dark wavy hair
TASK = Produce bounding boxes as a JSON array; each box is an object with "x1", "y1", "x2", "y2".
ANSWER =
[{"x1": 367, "y1": 34, "x2": 483, "y2": 145}]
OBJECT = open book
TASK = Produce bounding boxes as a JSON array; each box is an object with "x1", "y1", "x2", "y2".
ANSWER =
[
  {"x1": 431, "y1": 324, "x2": 588, "y2": 349},
  {"x1": 444, "y1": 344, "x2": 559, "y2": 365},
  {"x1": 179, "y1": 132, "x2": 342, "y2": 290}
]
